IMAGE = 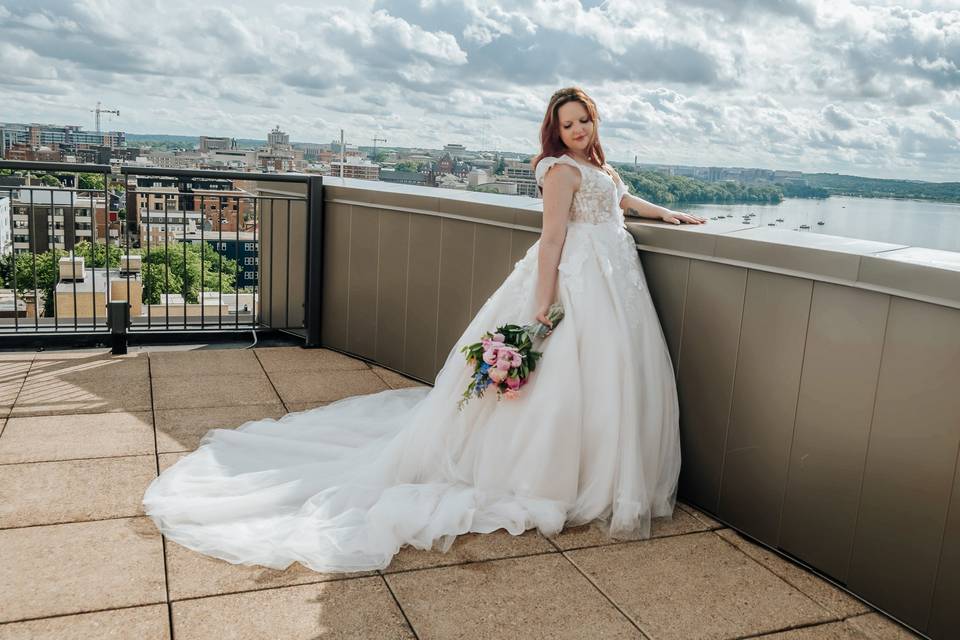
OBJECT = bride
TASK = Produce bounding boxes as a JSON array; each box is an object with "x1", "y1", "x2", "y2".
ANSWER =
[{"x1": 143, "y1": 86, "x2": 707, "y2": 573}]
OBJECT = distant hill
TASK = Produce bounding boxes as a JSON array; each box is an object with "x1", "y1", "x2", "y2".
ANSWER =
[
  {"x1": 615, "y1": 167, "x2": 786, "y2": 205},
  {"x1": 803, "y1": 173, "x2": 960, "y2": 202},
  {"x1": 125, "y1": 133, "x2": 265, "y2": 150}
]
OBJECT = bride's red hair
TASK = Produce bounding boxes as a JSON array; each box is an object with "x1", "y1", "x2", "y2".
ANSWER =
[{"x1": 532, "y1": 87, "x2": 613, "y2": 194}]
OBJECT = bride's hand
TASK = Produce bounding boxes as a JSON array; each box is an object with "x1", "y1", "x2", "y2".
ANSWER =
[
  {"x1": 534, "y1": 305, "x2": 555, "y2": 333},
  {"x1": 661, "y1": 210, "x2": 707, "y2": 225}
]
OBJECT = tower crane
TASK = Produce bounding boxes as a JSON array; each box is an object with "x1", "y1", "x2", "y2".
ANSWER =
[
  {"x1": 372, "y1": 136, "x2": 387, "y2": 161},
  {"x1": 91, "y1": 101, "x2": 120, "y2": 133}
]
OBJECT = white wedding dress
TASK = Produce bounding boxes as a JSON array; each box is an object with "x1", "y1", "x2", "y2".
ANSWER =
[{"x1": 143, "y1": 153, "x2": 682, "y2": 572}]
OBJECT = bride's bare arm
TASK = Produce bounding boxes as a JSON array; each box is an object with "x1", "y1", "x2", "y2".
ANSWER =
[
  {"x1": 534, "y1": 164, "x2": 578, "y2": 326},
  {"x1": 613, "y1": 173, "x2": 707, "y2": 225}
]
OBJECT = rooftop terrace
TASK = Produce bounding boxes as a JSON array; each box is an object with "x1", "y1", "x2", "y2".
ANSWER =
[
  {"x1": 0, "y1": 344, "x2": 922, "y2": 639},
  {"x1": 0, "y1": 159, "x2": 956, "y2": 638}
]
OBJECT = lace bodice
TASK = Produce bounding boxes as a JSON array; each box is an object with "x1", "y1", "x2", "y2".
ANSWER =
[{"x1": 535, "y1": 154, "x2": 629, "y2": 225}]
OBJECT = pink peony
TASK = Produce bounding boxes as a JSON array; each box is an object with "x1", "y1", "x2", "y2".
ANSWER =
[
  {"x1": 488, "y1": 367, "x2": 508, "y2": 383},
  {"x1": 482, "y1": 349, "x2": 498, "y2": 365},
  {"x1": 506, "y1": 374, "x2": 521, "y2": 390},
  {"x1": 492, "y1": 333, "x2": 505, "y2": 342}
]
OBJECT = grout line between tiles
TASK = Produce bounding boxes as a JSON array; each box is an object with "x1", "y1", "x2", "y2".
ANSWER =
[
  {"x1": 251, "y1": 350, "x2": 289, "y2": 413},
  {"x1": 167, "y1": 572, "x2": 381, "y2": 605},
  {"x1": 380, "y1": 547, "x2": 559, "y2": 577},
  {"x1": 557, "y1": 549, "x2": 653, "y2": 639},
  {"x1": 0, "y1": 452, "x2": 156, "y2": 467},
  {"x1": 0, "y1": 601, "x2": 168, "y2": 627},
  {"x1": 146, "y1": 354, "x2": 176, "y2": 639},
  {"x1": 379, "y1": 574, "x2": 421, "y2": 640}
]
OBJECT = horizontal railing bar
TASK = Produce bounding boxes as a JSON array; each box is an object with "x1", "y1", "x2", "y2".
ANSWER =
[
  {"x1": 4, "y1": 186, "x2": 115, "y2": 194},
  {"x1": 132, "y1": 190, "x2": 305, "y2": 201},
  {"x1": 0, "y1": 159, "x2": 112, "y2": 173},
  {"x1": 121, "y1": 166, "x2": 312, "y2": 183}
]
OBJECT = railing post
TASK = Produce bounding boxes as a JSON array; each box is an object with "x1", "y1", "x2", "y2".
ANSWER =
[
  {"x1": 304, "y1": 176, "x2": 324, "y2": 348},
  {"x1": 106, "y1": 300, "x2": 130, "y2": 355}
]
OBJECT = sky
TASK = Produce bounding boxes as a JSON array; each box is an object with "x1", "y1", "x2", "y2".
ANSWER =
[{"x1": 1, "y1": 0, "x2": 959, "y2": 180}]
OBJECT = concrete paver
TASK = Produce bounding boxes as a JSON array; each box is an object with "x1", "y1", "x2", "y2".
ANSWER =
[{"x1": 0, "y1": 346, "x2": 916, "y2": 640}]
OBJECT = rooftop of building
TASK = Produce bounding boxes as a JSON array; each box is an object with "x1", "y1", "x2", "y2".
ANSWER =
[{"x1": 0, "y1": 343, "x2": 921, "y2": 639}]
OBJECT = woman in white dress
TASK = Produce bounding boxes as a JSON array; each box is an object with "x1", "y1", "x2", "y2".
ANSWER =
[{"x1": 143, "y1": 87, "x2": 707, "y2": 573}]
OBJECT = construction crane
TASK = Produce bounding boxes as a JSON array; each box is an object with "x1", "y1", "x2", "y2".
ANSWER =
[
  {"x1": 91, "y1": 101, "x2": 120, "y2": 133},
  {"x1": 372, "y1": 136, "x2": 387, "y2": 161}
]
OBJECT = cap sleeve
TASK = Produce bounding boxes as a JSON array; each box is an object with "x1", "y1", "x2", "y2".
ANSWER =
[
  {"x1": 535, "y1": 155, "x2": 581, "y2": 188},
  {"x1": 609, "y1": 166, "x2": 629, "y2": 204}
]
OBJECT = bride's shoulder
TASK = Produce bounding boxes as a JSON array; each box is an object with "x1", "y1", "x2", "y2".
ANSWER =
[{"x1": 535, "y1": 155, "x2": 581, "y2": 188}]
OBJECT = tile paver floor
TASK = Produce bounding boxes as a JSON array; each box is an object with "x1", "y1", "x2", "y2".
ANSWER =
[{"x1": 0, "y1": 346, "x2": 926, "y2": 639}]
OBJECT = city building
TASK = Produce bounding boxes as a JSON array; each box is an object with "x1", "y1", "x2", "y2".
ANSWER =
[
  {"x1": 139, "y1": 210, "x2": 205, "y2": 246},
  {"x1": 3, "y1": 143, "x2": 63, "y2": 162},
  {"x1": 193, "y1": 188, "x2": 253, "y2": 232},
  {"x1": 127, "y1": 176, "x2": 242, "y2": 231},
  {"x1": 504, "y1": 159, "x2": 539, "y2": 198},
  {"x1": 0, "y1": 123, "x2": 124, "y2": 150},
  {"x1": 256, "y1": 127, "x2": 304, "y2": 172},
  {"x1": 327, "y1": 159, "x2": 381, "y2": 180},
  {"x1": 206, "y1": 149, "x2": 257, "y2": 169},
  {"x1": 436, "y1": 152, "x2": 454, "y2": 174},
  {"x1": 198, "y1": 233, "x2": 259, "y2": 286},
  {"x1": 10, "y1": 192, "x2": 104, "y2": 255},
  {"x1": 267, "y1": 126, "x2": 289, "y2": 147},
  {"x1": 199, "y1": 136, "x2": 236, "y2": 152},
  {"x1": 379, "y1": 169, "x2": 433, "y2": 186},
  {"x1": 146, "y1": 151, "x2": 202, "y2": 170}
]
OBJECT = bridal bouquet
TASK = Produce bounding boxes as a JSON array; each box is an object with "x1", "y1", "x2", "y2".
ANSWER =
[{"x1": 457, "y1": 302, "x2": 564, "y2": 410}]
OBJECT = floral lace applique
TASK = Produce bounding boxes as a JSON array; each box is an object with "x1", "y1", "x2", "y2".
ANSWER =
[{"x1": 535, "y1": 155, "x2": 625, "y2": 226}]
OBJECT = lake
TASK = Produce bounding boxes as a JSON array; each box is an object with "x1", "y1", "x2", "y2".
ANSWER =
[{"x1": 682, "y1": 196, "x2": 960, "y2": 253}]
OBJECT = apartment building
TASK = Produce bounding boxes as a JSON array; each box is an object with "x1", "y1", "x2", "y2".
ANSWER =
[{"x1": 10, "y1": 192, "x2": 104, "y2": 254}]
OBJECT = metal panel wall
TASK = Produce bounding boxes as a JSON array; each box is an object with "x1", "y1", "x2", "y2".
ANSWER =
[
  {"x1": 638, "y1": 252, "x2": 689, "y2": 378},
  {"x1": 847, "y1": 298, "x2": 960, "y2": 630},
  {"x1": 320, "y1": 202, "x2": 350, "y2": 350},
  {"x1": 345, "y1": 206, "x2": 379, "y2": 360},
  {"x1": 434, "y1": 219, "x2": 477, "y2": 373},
  {"x1": 675, "y1": 261, "x2": 747, "y2": 512},
  {"x1": 778, "y1": 283, "x2": 889, "y2": 582},
  {"x1": 718, "y1": 271, "x2": 812, "y2": 544},
  {"x1": 375, "y1": 212, "x2": 411, "y2": 371},
  {"x1": 402, "y1": 214, "x2": 442, "y2": 381}
]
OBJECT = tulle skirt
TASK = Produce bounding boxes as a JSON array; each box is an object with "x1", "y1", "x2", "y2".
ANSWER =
[{"x1": 142, "y1": 219, "x2": 681, "y2": 572}]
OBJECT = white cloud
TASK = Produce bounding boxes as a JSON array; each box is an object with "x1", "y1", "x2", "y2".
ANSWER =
[{"x1": 0, "y1": 0, "x2": 957, "y2": 179}]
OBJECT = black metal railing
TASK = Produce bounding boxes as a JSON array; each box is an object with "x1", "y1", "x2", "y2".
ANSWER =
[{"x1": 0, "y1": 160, "x2": 324, "y2": 349}]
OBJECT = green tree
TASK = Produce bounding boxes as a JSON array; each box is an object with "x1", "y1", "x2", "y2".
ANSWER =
[
  {"x1": 394, "y1": 161, "x2": 418, "y2": 172},
  {"x1": 78, "y1": 174, "x2": 105, "y2": 191},
  {"x1": 6, "y1": 240, "x2": 238, "y2": 316},
  {"x1": 141, "y1": 241, "x2": 238, "y2": 305},
  {"x1": 494, "y1": 157, "x2": 506, "y2": 175},
  {"x1": 12, "y1": 249, "x2": 66, "y2": 316}
]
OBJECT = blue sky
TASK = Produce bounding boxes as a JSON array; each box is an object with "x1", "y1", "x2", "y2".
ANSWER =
[{"x1": 1, "y1": 0, "x2": 958, "y2": 180}]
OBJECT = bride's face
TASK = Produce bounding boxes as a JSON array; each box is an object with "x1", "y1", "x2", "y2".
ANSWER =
[{"x1": 557, "y1": 100, "x2": 594, "y2": 153}]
